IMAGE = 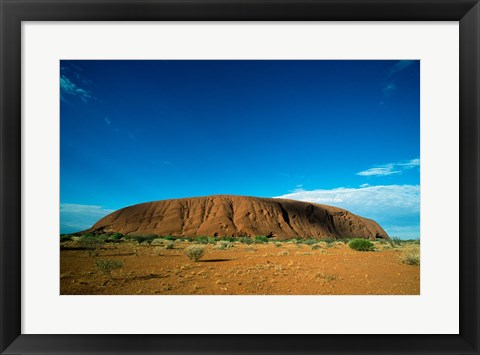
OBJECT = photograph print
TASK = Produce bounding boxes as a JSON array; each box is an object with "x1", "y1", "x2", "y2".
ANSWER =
[{"x1": 60, "y1": 60, "x2": 420, "y2": 295}]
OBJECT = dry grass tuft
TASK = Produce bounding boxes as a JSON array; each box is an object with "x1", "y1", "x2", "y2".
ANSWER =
[
  {"x1": 398, "y1": 243, "x2": 420, "y2": 265},
  {"x1": 315, "y1": 272, "x2": 337, "y2": 282},
  {"x1": 185, "y1": 245, "x2": 205, "y2": 262}
]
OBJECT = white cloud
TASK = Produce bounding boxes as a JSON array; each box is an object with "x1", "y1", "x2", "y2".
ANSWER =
[
  {"x1": 274, "y1": 184, "x2": 420, "y2": 239},
  {"x1": 357, "y1": 165, "x2": 399, "y2": 176},
  {"x1": 398, "y1": 158, "x2": 420, "y2": 167},
  {"x1": 275, "y1": 185, "x2": 420, "y2": 216},
  {"x1": 60, "y1": 203, "x2": 113, "y2": 234},
  {"x1": 104, "y1": 117, "x2": 112, "y2": 127},
  {"x1": 357, "y1": 158, "x2": 419, "y2": 177}
]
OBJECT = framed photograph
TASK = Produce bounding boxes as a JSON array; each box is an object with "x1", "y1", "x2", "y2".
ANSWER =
[{"x1": 1, "y1": 0, "x2": 479, "y2": 354}]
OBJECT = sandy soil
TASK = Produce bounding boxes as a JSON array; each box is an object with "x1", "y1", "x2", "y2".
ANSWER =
[{"x1": 60, "y1": 240, "x2": 419, "y2": 295}]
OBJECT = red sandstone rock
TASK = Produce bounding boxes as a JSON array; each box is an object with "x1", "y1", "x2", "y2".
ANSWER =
[{"x1": 85, "y1": 195, "x2": 389, "y2": 240}]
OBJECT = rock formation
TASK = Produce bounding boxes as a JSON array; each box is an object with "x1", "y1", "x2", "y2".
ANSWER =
[{"x1": 84, "y1": 195, "x2": 389, "y2": 240}]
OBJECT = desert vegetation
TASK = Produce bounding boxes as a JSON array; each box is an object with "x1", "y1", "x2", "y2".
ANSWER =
[
  {"x1": 60, "y1": 233, "x2": 420, "y2": 295},
  {"x1": 185, "y1": 245, "x2": 205, "y2": 261},
  {"x1": 95, "y1": 259, "x2": 124, "y2": 279},
  {"x1": 348, "y1": 238, "x2": 375, "y2": 251}
]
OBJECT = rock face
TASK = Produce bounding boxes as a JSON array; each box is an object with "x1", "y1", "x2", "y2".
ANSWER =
[{"x1": 84, "y1": 195, "x2": 389, "y2": 240}]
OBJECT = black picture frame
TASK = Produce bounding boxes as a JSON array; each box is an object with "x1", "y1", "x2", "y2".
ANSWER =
[{"x1": 1, "y1": 0, "x2": 479, "y2": 354}]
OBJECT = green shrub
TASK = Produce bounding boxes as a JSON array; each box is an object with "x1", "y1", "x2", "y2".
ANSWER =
[
  {"x1": 254, "y1": 235, "x2": 269, "y2": 244},
  {"x1": 163, "y1": 235, "x2": 176, "y2": 241},
  {"x1": 60, "y1": 234, "x2": 73, "y2": 242},
  {"x1": 323, "y1": 237, "x2": 335, "y2": 244},
  {"x1": 125, "y1": 235, "x2": 157, "y2": 244},
  {"x1": 238, "y1": 237, "x2": 253, "y2": 244},
  {"x1": 303, "y1": 239, "x2": 319, "y2": 245},
  {"x1": 185, "y1": 245, "x2": 205, "y2": 262},
  {"x1": 311, "y1": 244, "x2": 322, "y2": 250},
  {"x1": 165, "y1": 241, "x2": 175, "y2": 249},
  {"x1": 78, "y1": 237, "x2": 103, "y2": 256},
  {"x1": 348, "y1": 238, "x2": 375, "y2": 251},
  {"x1": 111, "y1": 233, "x2": 123, "y2": 241},
  {"x1": 95, "y1": 259, "x2": 123, "y2": 278},
  {"x1": 195, "y1": 236, "x2": 216, "y2": 244},
  {"x1": 195, "y1": 236, "x2": 208, "y2": 244},
  {"x1": 274, "y1": 242, "x2": 282, "y2": 248},
  {"x1": 219, "y1": 236, "x2": 237, "y2": 242}
]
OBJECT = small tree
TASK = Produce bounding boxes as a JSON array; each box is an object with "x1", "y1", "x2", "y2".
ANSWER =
[
  {"x1": 78, "y1": 237, "x2": 103, "y2": 256},
  {"x1": 185, "y1": 245, "x2": 205, "y2": 262},
  {"x1": 95, "y1": 259, "x2": 124, "y2": 279}
]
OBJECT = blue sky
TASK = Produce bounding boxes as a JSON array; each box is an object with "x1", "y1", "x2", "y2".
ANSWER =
[{"x1": 60, "y1": 60, "x2": 420, "y2": 238}]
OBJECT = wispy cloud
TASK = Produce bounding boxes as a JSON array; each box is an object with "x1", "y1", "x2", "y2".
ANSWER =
[
  {"x1": 389, "y1": 60, "x2": 416, "y2": 77},
  {"x1": 382, "y1": 83, "x2": 396, "y2": 97},
  {"x1": 60, "y1": 203, "x2": 113, "y2": 234},
  {"x1": 152, "y1": 159, "x2": 172, "y2": 165},
  {"x1": 357, "y1": 158, "x2": 419, "y2": 177},
  {"x1": 60, "y1": 75, "x2": 92, "y2": 103},
  {"x1": 380, "y1": 60, "x2": 417, "y2": 103},
  {"x1": 104, "y1": 117, "x2": 112, "y2": 127},
  {"x1": 274, "y1": 184, "x2": 420, "y2": 239},
  {"x1": 60, "y1": 65, "x2": 92, "y2": 103}
]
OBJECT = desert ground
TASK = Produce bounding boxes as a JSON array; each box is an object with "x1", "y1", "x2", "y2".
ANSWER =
[{"x1": 60, "y1": 237, "x2": 420, "y2": 295}]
